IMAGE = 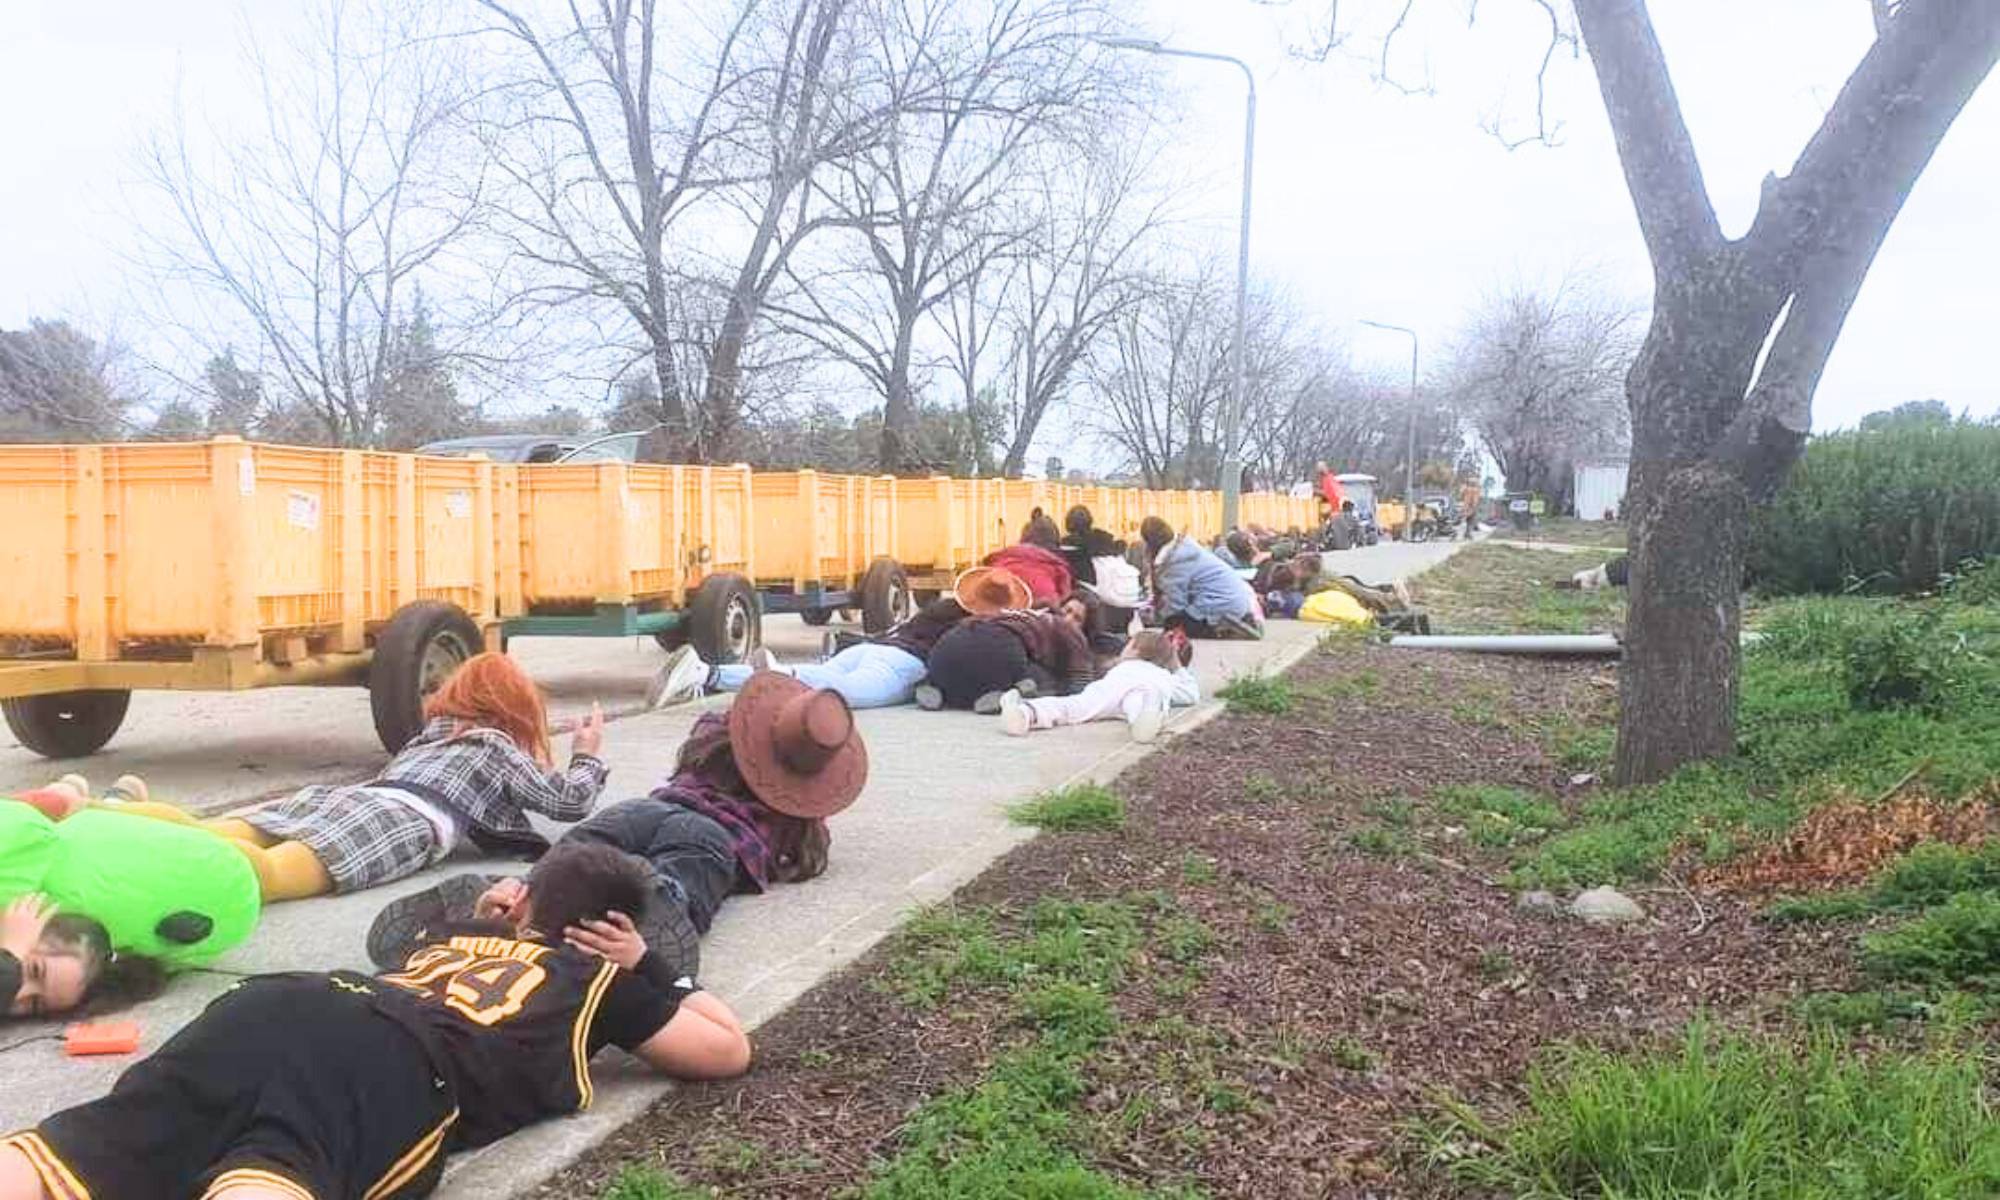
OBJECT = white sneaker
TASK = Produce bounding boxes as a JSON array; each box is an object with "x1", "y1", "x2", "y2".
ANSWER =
[
  {"x1": 747, "y1": 647, "x2": 792, "y2": 676},
  {"x1": 1129, "y1": 699, "x2": 1167, "y2": 744},
  {"x1": 646, "y1": 646, "x2": 710, "y2": 709},
  {"x1": 999, "y1": 689, "x2": 1031, "y2": 736},
  {"x1": 46, "y1": 773, "x2": 90, "y2": 803},
  {"x1": 107, "y1": 774, "x2": 149, "y2": 805}
]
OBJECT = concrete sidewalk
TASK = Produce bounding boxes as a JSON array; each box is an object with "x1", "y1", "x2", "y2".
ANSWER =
[{"x1": 1, "y1": 537, "x2": 1462, "y2": 1194}]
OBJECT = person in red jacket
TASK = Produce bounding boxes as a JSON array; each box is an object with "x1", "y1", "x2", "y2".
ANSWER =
[
  {"x1": 982, "y1": 510, "x2": 1073, "y2": 606},
  {"x1": 1314, "y1": 461, "x2": 1345, "y2": 514}
]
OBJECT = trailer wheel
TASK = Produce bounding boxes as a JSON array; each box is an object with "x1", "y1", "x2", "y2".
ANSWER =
[
  {"x1": 859, "y1": 557, "x2": 912, "y2": 635},
  {"x1": 800, "y1": 606, "x2": 835, "y2": 627},
  {"x1": 3, "y1": 690, "x2": 131, "y2": 759},
  {"x1": 370, "y1": 601, "x2": 483, "y2": 753},
  {"x1": 689, "y1": 574, "x2": 760, "y2": 664}
]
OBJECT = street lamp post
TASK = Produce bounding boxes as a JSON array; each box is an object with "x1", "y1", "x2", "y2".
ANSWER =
[
  {"x1": 1096, "y1": 36, "x2": 1256, "y2": 532},
  {"x1": 1359, "y1": 320, "x2": 1420, "y2": 539}
]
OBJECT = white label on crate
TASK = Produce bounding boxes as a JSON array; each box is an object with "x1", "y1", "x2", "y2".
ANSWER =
[
  {"x1": 238, "y1": 457, "x2": 256, "y2": 495},
  {"x1": 287, "y1": 489, "x2": 321, "y2": 530},
  {"x1": 444, "y1": 490, "x2": 472, "y2": 519}
]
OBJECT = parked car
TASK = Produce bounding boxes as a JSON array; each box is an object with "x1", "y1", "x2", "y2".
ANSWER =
[{"x1": 415, "y1": 429, "x2": 647, "y2": 464}]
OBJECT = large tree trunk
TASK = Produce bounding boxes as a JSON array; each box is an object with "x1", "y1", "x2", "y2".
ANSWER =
[
  {"x1": 1614, "y1": 458, "x2": 1746, "y2": 784},
  {"x1": 877, "y1": 319, "x2": 917, "y2": 473}
]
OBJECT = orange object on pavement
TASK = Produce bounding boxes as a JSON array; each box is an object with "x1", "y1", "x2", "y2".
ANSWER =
[{"x1": 64, "y1": 1021, "x2": 142, "y2": 1056}]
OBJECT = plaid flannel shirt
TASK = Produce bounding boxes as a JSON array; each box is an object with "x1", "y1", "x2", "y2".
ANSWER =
[
  {"x1": 648, "y1": 713, "x2": 777, "y2": 889},
  {"x1": 369, "y1": 716, "x2": 607, "y2": 841}
]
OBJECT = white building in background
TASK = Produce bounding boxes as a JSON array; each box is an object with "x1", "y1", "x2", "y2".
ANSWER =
[{"x1": 1573, "y1": 459, "x2": 1630, "y2": 521}]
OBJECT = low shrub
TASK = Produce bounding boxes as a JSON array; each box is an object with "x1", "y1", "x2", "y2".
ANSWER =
[
  {"x1": 1861, "y1": 892, "x2": 2000, "y2": 988},
  {"x1": 1008, "y1": 784, "x2": 1125, "y2": 832},
  {"x1": 1748, "y1": 417, "x2": 2000, "y2": 597}
]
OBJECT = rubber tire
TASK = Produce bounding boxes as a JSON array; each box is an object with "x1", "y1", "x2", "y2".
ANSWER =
[
  {"x1": 801, "y1": 607, "x2": 835, "y2": 627},
  {"x1": 688, "y1": 573, "x2": 761, "y2": 665},
  {"x1": 370, "y1": 600, "x2": 484, "y2": 754},
  {"x1": 2, "y1": 690, "x2": 131, "y2": 759},
  {"x1": 859, "y1": 557, "x2": 911, "y2": 635}
]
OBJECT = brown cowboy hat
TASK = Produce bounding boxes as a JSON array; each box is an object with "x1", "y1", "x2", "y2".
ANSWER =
[
  {"x1": 953, "y1": 566, "x2": 1031, "y2": 615},
  {"x1": 728, "y1": 673, "x2": 869, "y2": 819}
]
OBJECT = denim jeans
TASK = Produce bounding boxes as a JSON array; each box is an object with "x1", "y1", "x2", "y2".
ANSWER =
[
  {"x1": 714, "y1": 642, "x2": 925, "y2": 708},
  {"x1": 559, "y1": 799, "x2": 740, "y2": 932}
]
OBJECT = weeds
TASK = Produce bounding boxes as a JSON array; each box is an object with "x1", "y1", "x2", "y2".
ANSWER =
[
  {"x1": 1439, "y1": 1022, "x2": 2000, "y2": 1198},
  {"x1": 1010, "y1": 784, "x2": 1126, "y2": 832},
  {"x1": 602, "y1": 1167, "x2": 710, "y2": 1200},
  {"x1": 1217, "y1": 672, "x2": 1293, "y2": 715},
  {"x1": 1861, "y1": 892, "x2": 2000, "y2": 988}
]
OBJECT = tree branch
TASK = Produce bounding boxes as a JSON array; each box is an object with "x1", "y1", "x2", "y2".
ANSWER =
[{"x1": 1571, "y1": 0, "x2": 1724, "y2": 272}]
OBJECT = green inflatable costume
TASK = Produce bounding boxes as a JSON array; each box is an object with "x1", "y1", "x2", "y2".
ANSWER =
[{"x1": 0, "y1": 801, "x2": 261, "y2": 967}]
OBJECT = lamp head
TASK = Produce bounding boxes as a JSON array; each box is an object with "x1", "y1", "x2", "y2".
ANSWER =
[{"x1": 1092, "y1": 34, "x2": 1164, "y2": 52}]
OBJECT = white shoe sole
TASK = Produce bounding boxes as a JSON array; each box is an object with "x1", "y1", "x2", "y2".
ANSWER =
[
  {"x1": 1000, "y1": 690, "x2": 1030, "y2": 736},
  {"x1": 646, "y1": 646, "x2": 707, "y2": 708}
]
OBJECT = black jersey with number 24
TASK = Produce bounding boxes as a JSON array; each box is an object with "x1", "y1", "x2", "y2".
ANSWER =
[{"x1": 376, "y1": 930, "x2": 682, "y2": 1148}]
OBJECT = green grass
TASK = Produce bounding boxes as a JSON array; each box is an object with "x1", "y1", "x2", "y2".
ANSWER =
[
  {"x1": 1348, "y1": 824, "x2": 1415, "y2": 858},
  {"x1": 1216, "y1": 672, "x2": 1293, "y2": 715},
  {"x1": 1413, "y1": 543, "x2": 1624, "y2": 635},
  {"x1": 1009, "y1": 784, "x2": 1126, "y2": 832},
  {"x1": 1439, "y1": 1023, "x2": 2000, "y2": 1199},
  {"x1": 855, "y1": 894, "x2": 1216, "y2": 1199},
  {"x1": 1861, "y1": 892, "x2": 2000, "y2": 988},
  {"x1": 1507, "y1": 595, "x2": 2000, "y2": 891},
  {"x1": 1521, "y1": 516, "x2": 1630, "y2": 549},
  {"x1": 602, "y1": 1166, "x2": 710, "y2": 1200}
]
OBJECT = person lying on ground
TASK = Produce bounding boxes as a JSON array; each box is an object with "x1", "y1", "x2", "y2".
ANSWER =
[
  {"x1": 981, "y1": 510, "x2": 1073, "y2": 606},
  {"x1": 0, "y1": 843, "x2": 749, "y2": 1200},
  {"x1": 1057, "y1": 505, "x2": 1125, "y2": 589},
  {"x1": 111, "y1": 653, "x2": 608, "y2": 902},
  {"x1": 1287, "y1": 552, "x2": 1431, "y2": 632},
  {"x1": 2, "y1": 792, "x2": 259, "y2": 1019},
  {"x1": 1139, "y1": 516, "x2": 1264, "y2": 640},
  {"x1": 917, "y1": 599, "x2": 1097, "y2": 713},
  {"x1": 1260, "y1": 565, "x2": 1306, "y2": 619},
  {"x1": 366, "y1": 675, "x2": 867, "y2": 980},
  {"x1": 1557, "y1": 555, "x2": 1629, "y2": 590},
  {"x1": 1213, "y1": 529, "x2": 1264, "y2": 572},
  {"x1": 1062, "y1": 589, "x2": 1128, "y2": 664},
  {"x1": 998, "y1": 629, "x2": 1199, "y2": 745},
  {"x1": 644, "y1": 566, "x2": 1024, "y2": 710}
]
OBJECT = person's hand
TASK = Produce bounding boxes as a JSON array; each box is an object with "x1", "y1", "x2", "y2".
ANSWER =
[
  {"x1": 565, "y1": 911, "x2": 645, "y2": 971},
  {"x1": 474, "y1": 878, "x2": 528, "y2": 923},
  {"x1": 572, "y1": 702, "x2": 604, "y2": 758},
  {"x1": 2, "y1": 894, "x2": 57, "y2": 960}
]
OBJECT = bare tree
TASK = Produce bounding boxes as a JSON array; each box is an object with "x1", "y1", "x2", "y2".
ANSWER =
[
  {"x1": 772, "y1": 0, "x2": 1117, "y2": 473},
  {"x1": 471, "y1": 0, "x2": 760, "y2": 459},
  {"x1": 139, "y1": 0, "x2": 478, "y2": 448},
  {"x1": 0, "y1": 320, "x2": 136, "y2": 442},
  {"x1": 1087, "y1": 263, "x2": 1231, "y2": 487},
  {"x1": 1307, "y1": 0, "x2": 2000, "y2": 784},
  {"x1": 990, "y1": 136, "x2": 1166, "y2": 477},
  {"x1": 1440, "y1": 275, "x2": 1635, "y2": 512}
]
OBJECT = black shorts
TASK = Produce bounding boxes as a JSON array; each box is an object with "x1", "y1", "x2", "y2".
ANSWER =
[{"x1": 5, "y1": 973, "x2": 456, "y2": 1200}]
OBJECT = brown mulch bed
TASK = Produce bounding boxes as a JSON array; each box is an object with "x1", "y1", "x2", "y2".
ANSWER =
[{"x1": 538, "y1": 643, "x2": 1857, "y2": 1199}]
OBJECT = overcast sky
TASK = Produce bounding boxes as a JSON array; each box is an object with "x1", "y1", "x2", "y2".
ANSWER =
[{"x1": 3, "y1": 0, "x2": 1996, "y2": 434}]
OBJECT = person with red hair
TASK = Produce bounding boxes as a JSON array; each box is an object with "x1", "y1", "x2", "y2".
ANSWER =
[{"x1": 114, "y1": 653, "x2": 608, "y2": 902}]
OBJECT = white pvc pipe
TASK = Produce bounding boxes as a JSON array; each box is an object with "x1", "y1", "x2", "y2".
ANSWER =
[{"x1": 1389, "y1": 634, "x2": 1623, "y2": 656}]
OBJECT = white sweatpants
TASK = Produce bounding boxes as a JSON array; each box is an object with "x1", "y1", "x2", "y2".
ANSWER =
[{"x1": 1024, "y1": 660, "x2": 1198, "y2": 729}]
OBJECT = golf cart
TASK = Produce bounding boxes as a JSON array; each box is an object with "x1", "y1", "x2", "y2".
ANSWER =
[{"x1": 1322, "y1": 473, "x2": 1382, "y2": 549}]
